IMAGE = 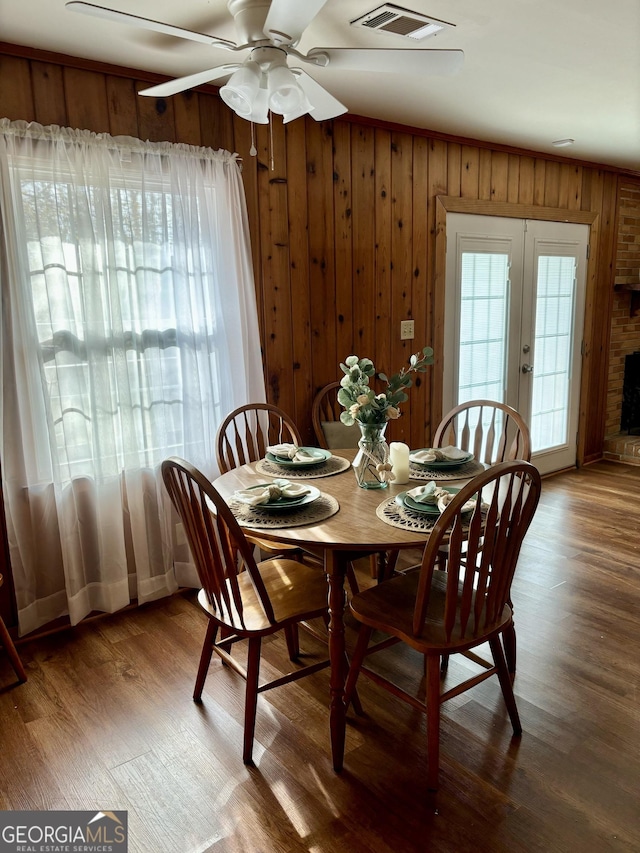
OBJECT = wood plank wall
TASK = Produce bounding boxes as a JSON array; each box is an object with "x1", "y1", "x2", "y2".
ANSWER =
[{"x1": 0, "y1": 45, "x2": 629, "y2": 461}]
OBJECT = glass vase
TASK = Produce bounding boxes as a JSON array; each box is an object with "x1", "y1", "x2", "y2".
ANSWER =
[{"x1": 353, "y1": 421, "x2": 390, "y2": 489}]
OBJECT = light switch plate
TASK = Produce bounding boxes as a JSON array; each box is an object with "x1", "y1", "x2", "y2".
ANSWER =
[{"x1": 400, "y1": 319, "x2": 415, "y2": 340}]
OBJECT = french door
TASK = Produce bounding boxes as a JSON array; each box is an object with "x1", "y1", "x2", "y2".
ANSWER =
[{"x1": 443, "y1": 213, "x2": 589, "y2": 475}]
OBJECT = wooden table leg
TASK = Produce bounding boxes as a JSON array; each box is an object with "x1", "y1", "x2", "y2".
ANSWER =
[{"x1": 324, "y1": 549, "x2": 347, "y2": 772}]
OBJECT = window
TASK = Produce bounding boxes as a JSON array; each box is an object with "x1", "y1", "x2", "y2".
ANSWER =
[{"x1": 0, "y1": 121, "x2": 265, "y2": 633}]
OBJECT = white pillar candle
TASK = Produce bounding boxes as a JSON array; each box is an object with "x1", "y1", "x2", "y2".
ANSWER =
[{"x1": 389, "y1": 441, "x2": 410, "y2": 485}]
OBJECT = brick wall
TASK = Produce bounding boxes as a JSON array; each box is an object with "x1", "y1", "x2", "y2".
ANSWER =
[{"x1": 606, "y1": 181, "x2": 640, "y2": 437}]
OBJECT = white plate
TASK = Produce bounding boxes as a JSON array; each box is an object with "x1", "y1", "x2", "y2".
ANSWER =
[
  {"x1": 409, "y1": 448, "x2": 474, "y2": 469},
  {"x1": 237, "y1": 483, "x2": 321, "y2": 511},
  {"x1": 396, "y1": 487, "x2": 460, "y2": 515},
  {"x1": 265, "y1": 447, "x2": 331, "y2": 467}
]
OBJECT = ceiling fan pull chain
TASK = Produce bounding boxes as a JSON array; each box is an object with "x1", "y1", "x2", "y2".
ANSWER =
[
  {"x1": 269, "y1": 113, "x2": 275, "y2": 171},
  {"x1": 250, "y1": 121, "x2": 257, "y2": 157}
]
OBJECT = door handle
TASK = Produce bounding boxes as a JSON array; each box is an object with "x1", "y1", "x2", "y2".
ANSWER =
[{"x1": 521, "y1": 363, "x2": 534, "y2": 374}]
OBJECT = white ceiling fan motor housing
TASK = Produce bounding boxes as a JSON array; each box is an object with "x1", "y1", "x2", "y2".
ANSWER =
[{"x1": 227, "y1": 0, "x2": 271, "y2": 44}]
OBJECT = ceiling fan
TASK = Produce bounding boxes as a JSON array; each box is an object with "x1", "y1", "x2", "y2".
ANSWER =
[{"x1": 66, "y1": 0, "x2": 464, "y2": 124}]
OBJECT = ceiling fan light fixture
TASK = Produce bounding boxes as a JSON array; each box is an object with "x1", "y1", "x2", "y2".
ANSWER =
[
  {"x1": 267, "y1": 64, "x2": 306, "y2": 115},
  {"x1": 220, "y1": 60, "x2": 262, "y2": 117},
  {"x1": 248, "y1": 85, "x2": 270, "y2": 124},
  {"x1": 282, "y1": 96, "x2": 313, "y2": 124}
]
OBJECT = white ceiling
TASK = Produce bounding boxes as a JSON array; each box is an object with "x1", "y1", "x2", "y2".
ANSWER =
[{"x1": 3, "y1": 0, "x2": 639, "y2": 171}]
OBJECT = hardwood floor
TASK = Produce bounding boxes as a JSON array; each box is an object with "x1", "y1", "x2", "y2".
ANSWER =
[{"x1": 1, "y1": 460, "x2": 639, "y2": 852}]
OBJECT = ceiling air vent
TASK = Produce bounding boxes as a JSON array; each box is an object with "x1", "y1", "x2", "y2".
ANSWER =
[{"x1": 350, "y1": 4, "x2": 455, "y2": 40}]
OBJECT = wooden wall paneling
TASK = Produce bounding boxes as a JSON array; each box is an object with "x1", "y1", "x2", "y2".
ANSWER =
[
  {"x1": 63, "y1": 68, "x2": 110, "y2": 133},
  {"x1": 583, "y1": 172, "x2": 617, "y2": 462},
  {"x1": 427, "y1": 142, "x2": 449, "y2": 433},
  {"x1": 285, "y1": 118, "x2": 313, "y2": 440},
  {"x1": 255, "y1": 119, "x2": 294, "y2": 412},
  {"x1": 0, "y1": 56, "x2": 35, "y2": 121},
  {"x1": 105, "y1": 76, "x2": 139, "y2": 138},
  {"x1": 446, "y1": 142, "x2": 461, "y2": 198},
  {"x1": 200, "y1": 95, "x2": 235, "y2": 155},
  {"x1": 332, "y1": 120, "x2": 355, "y2": 375},
  {"x1": 560, "y1": 163, "x2": 583, "y2": 211},
  {"x1": 490, "y1": 151, "x2": 509, "y2": 202},
  {"x1": 478, "y1": 148, "x2": 492, "y2": 201},
  {"x1": 306, "y1": 122, "x2": 338, "y2": 413},
  {"x1": 172, "y1": 92, "x2": 201, "y2": 147},
  {"x1": 580, "y1": 167, "x2": 595, "y2": 212},
  {"x1": 533, "y1": 158, "x2": 546, "y2": 206},
  {"x1": 576, "y1": 168, "x2": 605, "y2": 463},
  {"x1": 460, "y1": 145, "x2": 480, "y2": 199},
  {"x1": 543, "y1": 160, "x2": 561, "y2": 208},
  {"x1": 410, "y1": 135, "x2": 431, "y2": 448},
  {"x1": 507, "y1": 154, "x2": 520, "y2": 204},
  {"x1": 389, "y1": 131, "x2": 415, "y2": 445},
  {"x1": 373, "y1": 127, "x2": 392, "y2": 388},
  {"x1": 31, "y1": 62, "x2": 66, "y2": 127},
  {"x1": 134, "y1": 88, "x2": 175, "y2": 143},
  {"x1": 350, "y1": 124, "x2": 376, "y2": 356},
  {"x1": 518, "y1": 156, "x2": 535, "y2": 205}
]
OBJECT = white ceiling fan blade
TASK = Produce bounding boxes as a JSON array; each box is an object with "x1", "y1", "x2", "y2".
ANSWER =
[
  {"x1": 65, "y1": 2, "x2": 236, "y2": 50},
  {"x1": 307, "y1": 48, "x2": 464, "y2": 76},
  {"x1": 291, "y1": 70, "x2": 347, "y2": 121},
  {"x1": 264, "y1": 0, "x2": 330, "y2": 46},
  {"x1": 140, "y1": 65, "x2": 240, "y2": 98}
]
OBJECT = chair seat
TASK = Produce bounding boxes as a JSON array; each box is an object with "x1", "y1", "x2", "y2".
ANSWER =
[
  {"x1": 198, "y1": 557, "x2": 329, "y2": 634},
  {"x1": 350, "y1": 568, "x2": 512, "y2": 653}
]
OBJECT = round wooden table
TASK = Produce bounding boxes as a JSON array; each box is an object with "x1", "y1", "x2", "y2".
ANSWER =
[{"x1": 214, "y1": 451, "x2": 445, "y2": 771}]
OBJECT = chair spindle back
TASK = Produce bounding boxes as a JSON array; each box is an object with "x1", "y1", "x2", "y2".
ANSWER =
[
  {"x1": 413, "y1": 460, "x2": 541, "y2": 641},
  {"x1": 161, "y1": 457, "x2": 276, "y2": 628},
  {"x1": 433, "y1": 400, "x2": 531, "y2": 465}
]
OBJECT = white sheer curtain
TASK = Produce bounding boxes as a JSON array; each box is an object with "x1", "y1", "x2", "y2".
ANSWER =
[{"x1": 0, "y1": 120, "x2": 266, "y2": 635}]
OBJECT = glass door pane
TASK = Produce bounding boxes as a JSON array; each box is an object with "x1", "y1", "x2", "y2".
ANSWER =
[
  {"x1": 459, "y1": 252, "x2": 509, "y2": 404},
  {"x1": 530, "y1": 255, "x2": 576, "y2": 451}
]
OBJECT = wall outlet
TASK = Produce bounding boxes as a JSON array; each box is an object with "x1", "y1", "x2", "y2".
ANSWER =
[{"x1": 400, "y1": 319, "x2": 415, "y2": 340}]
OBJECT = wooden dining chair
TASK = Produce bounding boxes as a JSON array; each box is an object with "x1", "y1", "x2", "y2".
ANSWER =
[
  {"x1": 216, "y1": 402, "x2": 302, "y2": 474},
  {"x1": 161, "y1": 457, "x2": 333, "y2": 764},
  {"x1": 214, "y1": 402, "x2": 308, "y2": 560},
  {"x1": 0, "y1": 574, "x2": 27, "y2": 684},
  {"x1": 344, "y1": 460, "x2": 541, "y2": 791},
  {"x1": 433, "y1": 399, "x2": 531, "y2": 466},
  {"x1": 311, "y1": 382, "x2": 359, "y2": 451},
  {"x1": 433, "y1": 399, "x2": 532, "y2": 673}
]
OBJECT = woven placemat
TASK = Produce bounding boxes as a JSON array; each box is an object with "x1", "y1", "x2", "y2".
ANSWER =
[
  {"x1": 227, "y1": 493, "x2": 339, "y2": 529},
  {"x1": 377, "y1": 495, "x2": 485, "y2": 532},
  {"x1": 255, "y1": 455, "x2": 351, "y2": 479},
  {"x1": 409, "y1": 459, "x2": 485, "y2": 482},
  {"x1": 376, "y1": 495, "x2": 440, "y2": 532}
]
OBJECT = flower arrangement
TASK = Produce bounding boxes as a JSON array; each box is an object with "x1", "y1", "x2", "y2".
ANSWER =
[{"x1": 337, "y1": 346, "x2": 434, "y2": 426}]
